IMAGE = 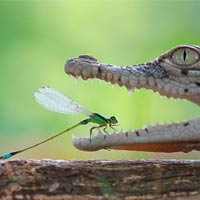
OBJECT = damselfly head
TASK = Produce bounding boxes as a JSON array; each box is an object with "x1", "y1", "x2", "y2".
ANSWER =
[{"x1": 109, "y1": 116, "x2": 118, "y2": 125}]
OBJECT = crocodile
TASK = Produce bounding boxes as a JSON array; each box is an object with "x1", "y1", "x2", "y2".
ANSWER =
[{"x1": 65, "y1": 45, "x2": 200, "y2": 153}]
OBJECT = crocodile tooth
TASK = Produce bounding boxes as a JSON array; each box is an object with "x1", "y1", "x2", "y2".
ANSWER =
[
  {"x1": 125, "y1": 84, "x2": 133, "y2": 91},
  {"x1": 74, "y1": 76, "x2": 78, "y2": 82},
  {"x1": 81, "y1": 73, "x2": 88, "y2": 80},
  {"x1": 111, "y1": 83, "x2": 115, "y2": 88},
  {"x1": 96, "y1": 131, "x2": 104, "y2": 137},
  {"x1": 128, "y1": 89, "x2": 133, "y2": 96}
]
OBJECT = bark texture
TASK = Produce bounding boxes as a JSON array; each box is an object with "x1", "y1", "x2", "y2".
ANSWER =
[{"x1": 0, "y1": 159, "x2": 200, "y2": 200}]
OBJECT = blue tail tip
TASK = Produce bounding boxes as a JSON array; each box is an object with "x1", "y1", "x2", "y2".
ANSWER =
[{"x1": 0, "y1": 153, "x2": 12, "y2": 159}]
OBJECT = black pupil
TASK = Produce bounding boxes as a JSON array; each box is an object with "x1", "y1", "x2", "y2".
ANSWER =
[{"x1": 183, "y1": 50, "x2": 187, "y2": 62}]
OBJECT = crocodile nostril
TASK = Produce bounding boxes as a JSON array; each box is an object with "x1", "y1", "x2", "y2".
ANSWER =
[
  {"x1": 181, "y1": 69, "x2": 189, "y2": 76},
  {"x1": 195, "y1": 82, "x2": 200, "y2": 87}
]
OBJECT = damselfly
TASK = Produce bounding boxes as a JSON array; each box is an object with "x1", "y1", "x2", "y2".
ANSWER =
[{"x1": 0, "y1": 86, "x2": 118, "y2": 159}]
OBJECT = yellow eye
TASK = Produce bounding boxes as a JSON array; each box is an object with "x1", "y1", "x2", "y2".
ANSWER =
[{"x1": 171, "y1": 48, "x2": 199, "y2": 65}]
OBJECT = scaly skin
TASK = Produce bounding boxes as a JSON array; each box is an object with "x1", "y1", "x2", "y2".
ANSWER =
[{"x1": 65, "y1": 45, "x2": 200, "y2": 153}]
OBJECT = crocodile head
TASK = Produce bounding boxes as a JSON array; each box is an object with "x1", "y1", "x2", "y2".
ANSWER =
[{"x1": 65, "y1": 45, "x2": 200, "y2": 153}]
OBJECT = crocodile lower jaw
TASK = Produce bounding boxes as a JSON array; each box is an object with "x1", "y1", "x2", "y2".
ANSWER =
[{"x1": 72, "y1": 118, "x2": 200, "y2": 153}]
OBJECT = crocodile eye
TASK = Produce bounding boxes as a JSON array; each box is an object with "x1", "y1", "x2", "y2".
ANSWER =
[{"x1": 171, "y1": 48, "x2": 199, "y2": 65}]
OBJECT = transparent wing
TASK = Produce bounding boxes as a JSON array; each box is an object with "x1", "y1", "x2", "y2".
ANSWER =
[{"x1": 34, "y1": 86, "x2": 92, "y2": 116}]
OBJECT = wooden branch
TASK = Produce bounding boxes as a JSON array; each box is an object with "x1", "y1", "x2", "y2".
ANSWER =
[{"x1": 0, "y1": 159, "x2": 200, "y2": 199}]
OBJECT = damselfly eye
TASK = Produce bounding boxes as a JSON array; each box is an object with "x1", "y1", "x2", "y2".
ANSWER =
[
  {"x1": 171, "y1": 47, "x2": 199, "y2": 65},
  {"x1": 110, "y1": 116, "x2": 118, "y2": 124}
]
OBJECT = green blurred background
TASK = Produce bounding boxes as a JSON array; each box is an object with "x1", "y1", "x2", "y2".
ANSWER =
[{"x1": 0, "y1": 0, "x2": 200, "y2": 160}]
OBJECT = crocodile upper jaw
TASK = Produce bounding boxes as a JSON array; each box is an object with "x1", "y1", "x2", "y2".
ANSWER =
[{"x1": 65, "y1": 54, "x2": 200, "y2": 107}]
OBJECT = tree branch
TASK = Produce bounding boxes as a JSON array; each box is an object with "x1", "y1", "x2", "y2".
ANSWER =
[{"x1": 0, "y1": 159, "x2": 200, "y2": 199}]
